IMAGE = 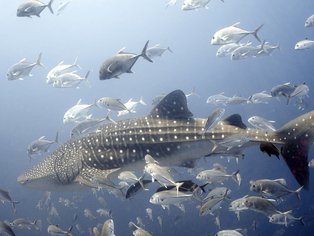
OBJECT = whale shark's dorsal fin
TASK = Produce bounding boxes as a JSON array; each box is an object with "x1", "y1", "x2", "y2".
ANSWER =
[
  {"x1": 149, "y1": 90, "x2": 193, "y2": 119},
  {"x1": 222, "y1": 114, "x2": 247, "y2": 129}
]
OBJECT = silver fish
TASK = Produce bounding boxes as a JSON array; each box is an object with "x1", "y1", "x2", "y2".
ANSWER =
[
  {"x1": 248, "y1": 116, "x2": 276, "y2": 132},
  {"x1": 146, "y1": 44, "x2": 173, "y2": 59},
  {"x1": 47, "y1": 225, "x2": 72, "y2": 236},
  {"x1": 17, "y1": 0, "x2": 54, "y2": 17},
  {"x1": 128, "y1": 222, "x2": 152, "y2": 236},
  {"x1": 0, "y1": 189, "x2": 19, "y2": 213},
  {"x1": 56, "y1": 0, "x2": 71, "y2": 15},
  {"x1": 7, "y1": 53, "x2": 44, "y2": 80},
  {"x1": 100, "y1": 219, "x2": 115, "y2": 236},
  {"x1": 248, "y1": 91, "x2": 272, "y2": 104},
  {"x1": 146, "y1": 208, "x2": 153, "y2": 221},
  {"x1": 269, "y1": 210, "x2": 304, "y2": 227},
  {"x1": 47, "y1": 57, "x2": 80, "y2": 84},
  {"x1": 244, "y1": 196, "x2": 280, "y2": 216},
  {"x1": 204, "y1": 108, "x2": 225, "y2": 131},
  {"x1": 27, "y1": 133, "x2": 58, "y2": 159},
  {"x1": 99, "y1": 41, "x2": 152, "y2": 80},
  {"x1": 10, "y1": 218, "x2": 41, "y2": 230},
  {"x1": 96, "y1": 97, "x2": 130, "y2": 112},
  {"x1": 215, "y1": 229, "x2": 244, "y2": 236},
  {"x1": 17, "y1": 90, "x2": 314, "y2": 192},
  {"x1": 229, "y1": 195, "x2": 249, "y2": 220},
  {"x1": 249, "y1": 178, "x2": 303, "y2": 200}
]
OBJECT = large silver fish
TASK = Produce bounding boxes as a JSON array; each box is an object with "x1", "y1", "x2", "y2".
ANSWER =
[{"x1": 17, "y1": 90, "x2": 313, "y2": 191}]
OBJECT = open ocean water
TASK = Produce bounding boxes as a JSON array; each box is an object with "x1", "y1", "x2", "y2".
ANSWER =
[{"x1": 1, "y1": 0, "x2": 314, "y2": 235}]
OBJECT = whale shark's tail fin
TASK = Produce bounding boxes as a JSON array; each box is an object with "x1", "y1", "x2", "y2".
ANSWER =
[{"x1": 275, "y1": 111, "x2": 314, "y2": 189}]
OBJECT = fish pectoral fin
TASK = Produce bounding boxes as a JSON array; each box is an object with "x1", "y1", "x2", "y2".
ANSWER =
[{"x1": 107, "y1": 63, "x2": 114, "y2": 73}]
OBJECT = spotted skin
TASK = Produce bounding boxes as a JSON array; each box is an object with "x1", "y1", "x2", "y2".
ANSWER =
[{"x1": 17, "y1": 90, "x2": 314, "y2": 191}]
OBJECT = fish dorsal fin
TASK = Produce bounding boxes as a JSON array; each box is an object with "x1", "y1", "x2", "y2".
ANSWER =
[
  {"x1": 149, "y1": 90, "x2": 193, "y2": 119},
  {"x1": 232, "y1": 22, "x2": 241, "y2": 28},
  {"x1": 274, "y1": 178, "x2": 287, "y2": 186},
  {"x1": 222, "y1": 114, "x2": 247, "y2": 129},
  {"x1": 19, "y1": 58, "x2": 27, "y2": 63},
  {"x1": 38, "y1": 136, "x2": 46, "y2": 140},
  {"x1": 117, "y1": 47, "x2": 126, "y2": 54},
  {"x1": 76, "y1": 99, "x2": 82, "y2": 105}
]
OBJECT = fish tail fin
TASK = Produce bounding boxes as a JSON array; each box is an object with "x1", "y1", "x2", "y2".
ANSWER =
[
  {"x1": 275, "y1": 110, "x2": 314, "y2": 189},
  {"x1": 47, "y1": 0, "x2": 54, "y2": 14},
  {"x1": 231, "y1": 170, "x2": 241, "y2": 186},
  {"x1": 167, "y1": 47, "x2": 174, "y2": 53},
  {"x1": 141, "y1": 40, "x2": 153, "y2": 63},
  {"x1": 36, "y1": 52, "x2": 45, "y2": 68},
  {"x1": 175, "y1": 182, "x2": 184, "y2": 195},
  {"x1": 11, "y1": 201, "x2": 19, "y2": 214},
  {"x1": 300, "y1": 217, "x2": 305, "y2": 226},
  {"x1": 138, "y1": 175, "x2": 149, "y2": 191},
  {"x1": 139, "y1": 96, "x2": 147, "y2": 106},
  {"x1": 295, "y1": 185, "x2": 304, "y2": 200},
  {"x1": 73, "y1": 56, "x2": 81, "y2": 69},
  {"x1": 252, "y1": 24, "x2": 263, "y2": 42},
  {"x1": 200, "y1": 183, "x2": 208, "y2": 193}
]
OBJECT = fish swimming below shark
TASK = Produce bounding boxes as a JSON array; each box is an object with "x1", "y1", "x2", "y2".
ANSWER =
[{"x1": 17, "y1": 90, "x2": 313, "y2": 191}]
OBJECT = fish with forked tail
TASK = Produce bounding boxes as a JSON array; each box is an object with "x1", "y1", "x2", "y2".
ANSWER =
[{"x1": 17, "y1": 90, "x2": 313, "y2": 192}]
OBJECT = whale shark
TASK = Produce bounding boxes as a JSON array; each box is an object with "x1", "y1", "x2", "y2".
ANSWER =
[{"x1": 17, "y1": 90, "x2": 313, "y2": 191}]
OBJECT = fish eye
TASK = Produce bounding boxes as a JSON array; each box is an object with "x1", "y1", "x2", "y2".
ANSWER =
[{"x1": 212, "y1": 36, "x2": 215, "y2": 39}]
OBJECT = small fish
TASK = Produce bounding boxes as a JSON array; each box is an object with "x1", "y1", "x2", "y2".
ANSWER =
[
  {"x1": 257, "y1": 42, "x2": 280, "y2": 56},
  {"x1": 117, "y1": 97, "x2": 147, "y2": 117},
  {"x1": 206, "y1": 93, "x2": 230, "y2": 106},
  {"x1": 181, "y1": 0, "x2": 211, "y2": 11},
  {"x1": 47, "y1": 225, "x2": 72, "y2": 236},
  {"x1": 99, "y1": 41, "x2": 152, "y2": 80},
  {"x1": 203, "y1": 108, "x2": 225, "y2": 131},
  {"x1": 84, "y1": 208, "x2": 96, "y2": 220},
  {"x1": 56, "y1": 0, "x2": 71, "y2": 15},
  {"x1": 157, "y1": 216, "x2": 163, "y2": 229},
  {"x1": 150, "y1": 189, "x2": 195, "y2": 212},
  {"x1": 216, "y1": 43, "x2": 243, "y2": 57},
  {"x1": 146, "y1": 44, "x2": 173, "y2": 59},
  {"x1": 229, "y1": 195, "x2": 249, "y2": 220},
  {"x1": 17, "y1": 0, "x2": 54, "y2": 17},
  {"x1": 96, "y1": 97, "x2": 130, "y2": 112},
  {"x1": 248, "y1": 116, "x2": 276, "y2": 132},
  {"x1": 100, "y1": 219, "x2": 115, "y2": 236},
  {"x1": 125, "y1": 179, "x2": 153, "y2": 199},
  {"x1": 305, "y1": 14, "x2": 314, "y2": 27},
  {"x1": 118, "y1": 171, "x2": 145, "y2": 188},
  {"x1": 269, "y1": 210, "x2": 304, "y2": 227},
  {"x1": 295, "y1": 39, "x2": 314, "y2": 50},
  {"x1": 214, "y1": 216, "x2": 221, "y2": 229},
  {"x1": 289, "y1": 83, "x2": 309, "y2": 99},
  {"x1": 226, "y1": 95, "x2": 248, "y2": 105},
  {"x1": 248, "y1": 91, "x2": 273, "y2": 104},
  {"x1": 199, "y1": 193, "x2": 228, "y2": 216},
  {"x1": 249, "y1": 178, "x2": 303, "y2": 200},
  {"x1": 144, "y1": 155, "x2": 183, "y2": 192},
  {"x1": 128, "y1": 222, "x2": 152, "y2": 236},
  {"x1": 71, "y1": 117, "x2": 108, "y2": 138},
  {"x1": 214, "y1": 134, "x2": 250, "y2": 151},
  {"x1": 308, "y1": 158, "x2": 314, "y2": 168},
  {"x1": 47, "y1": 57, "x2": 80, "y2": 84},
  {"x1": 63, "y1": 99, "x2": 94, "y2": 124},
  {"x1": 0, "y1": 189, "x2": 19, "y2": 213},
  {"x1": 211, "y1": 22, "x2": 263, "y2": 45},
  {"x1": 27, "y1": 133, "x2": 58, "y2": 159},
  {"x1": 136, "y1": 217, "x2": 145, "y2": 228},
  {"x1": 231, "y1": 42, "x2": 265, "y2": 60},
  {"x1": 48, "y1": 203, "x2": 59, "y2": 217},
  {"x1": 146, "y1": 208, "x2": 153, "y2": 221},
  {"x1": 7, "y1": 53, "x2": 44, "y2": 80},
  {"x1": 215, "y1": 229, "x2": 245, "y2": 236},
  {"x1": 244, "y1": 196, "x2": 280, "y2": 216},
  {"x1": 271, "y1": 82, "x2": 295, "y2": 98},
  {"x1": 203, "y1": 187, "x2": 231, "y2": 202},
  {"x1": 197, "y1": 165, "x2": 241, "y2": 186},
  {"x1": 10, "y1": 218, "x2": 41, "y2": 230},
  {"x1": 0, "y1": 221, "x2": 15, "y2": 236},
  {"x1": 52, "y1": 71, "x2": 90, "y2": 88},
  {"x1": 96, "y1": 208, "x2": 112, "y2": 218}
]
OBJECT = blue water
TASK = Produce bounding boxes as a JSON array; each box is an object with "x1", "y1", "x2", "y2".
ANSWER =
[{"x1": 1, "y1": 0, "x2": 314, "y2": 235}]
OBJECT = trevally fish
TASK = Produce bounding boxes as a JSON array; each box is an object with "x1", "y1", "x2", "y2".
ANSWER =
[
  {"x1": 99, "y1": 41, "x2": 153, "y2": 80},
  {"x1": 146, "y1": 208, "x2": 153, "y2": 221},
  {"x1": 269, "y1": 210, "x2": 304, "y2": 227},
  {"x1": 63, "y1": 99, "x2": 94, "y2": 124},
  {"x1": 17, "y1": 90, "x2": 314, "y2": 192},
  {"x1": 248, "y1": 91, "x2": 273, "y2": 104},
  {"x1": 17, "y1": 0, "x2": 54, "y2": 17},
  {"x1": 211, "y1": 22, "x2": 263, "y2": 45},
  {"x1": 52, "y1": 71, "x2": 90, "y2": 89},
  {"x1": 128, "y1": 222, "x2": 152, "y2": 236},
  {"x1": 47, "y1": 224, "x2": 72, "y2": 236},
  {"x1": 56, "y1": 0, "x2": 71, "y2": 16},
  {"x1": 27, "y1": 133, "x2": 58, "y2": 159},
  {"x1": 248, "y1": 116, "x2": 276, "y2": 132},
  {"x1": 7, "y1": 53, "x2": 44, "y2": 81},
  {"x1": 295, "y1": 39, "x2": 314, "y2": 50},
  {"x1": 100, "y1": 219, "x2": 115, "y2": 236},
  {"x1": 46, "y1": 57, "x2": 80, "y2": 84},
  {"x1": 249, "y1": 178, "x2": 303, "y2": 200},
  {"x1": 215, "y1": 229, "x2": 245, "y2": 236},
  {"x1": 0, "y1": 189, "x2": 19, "y2": 213},
  {"x1": 117, "y1": 97, "x2": 146, "y2": 117},
  {"x1": 305, "y1": 14, "x2": 314, "y2": 28},
  {"x1": 146, "y1": 44, "x2": 173, "y2": 60}
]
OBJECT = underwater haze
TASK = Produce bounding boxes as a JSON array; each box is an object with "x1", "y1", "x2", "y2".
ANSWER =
[{"x1": 1, "y1": 0, "x2": 314, "y2": 235}]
